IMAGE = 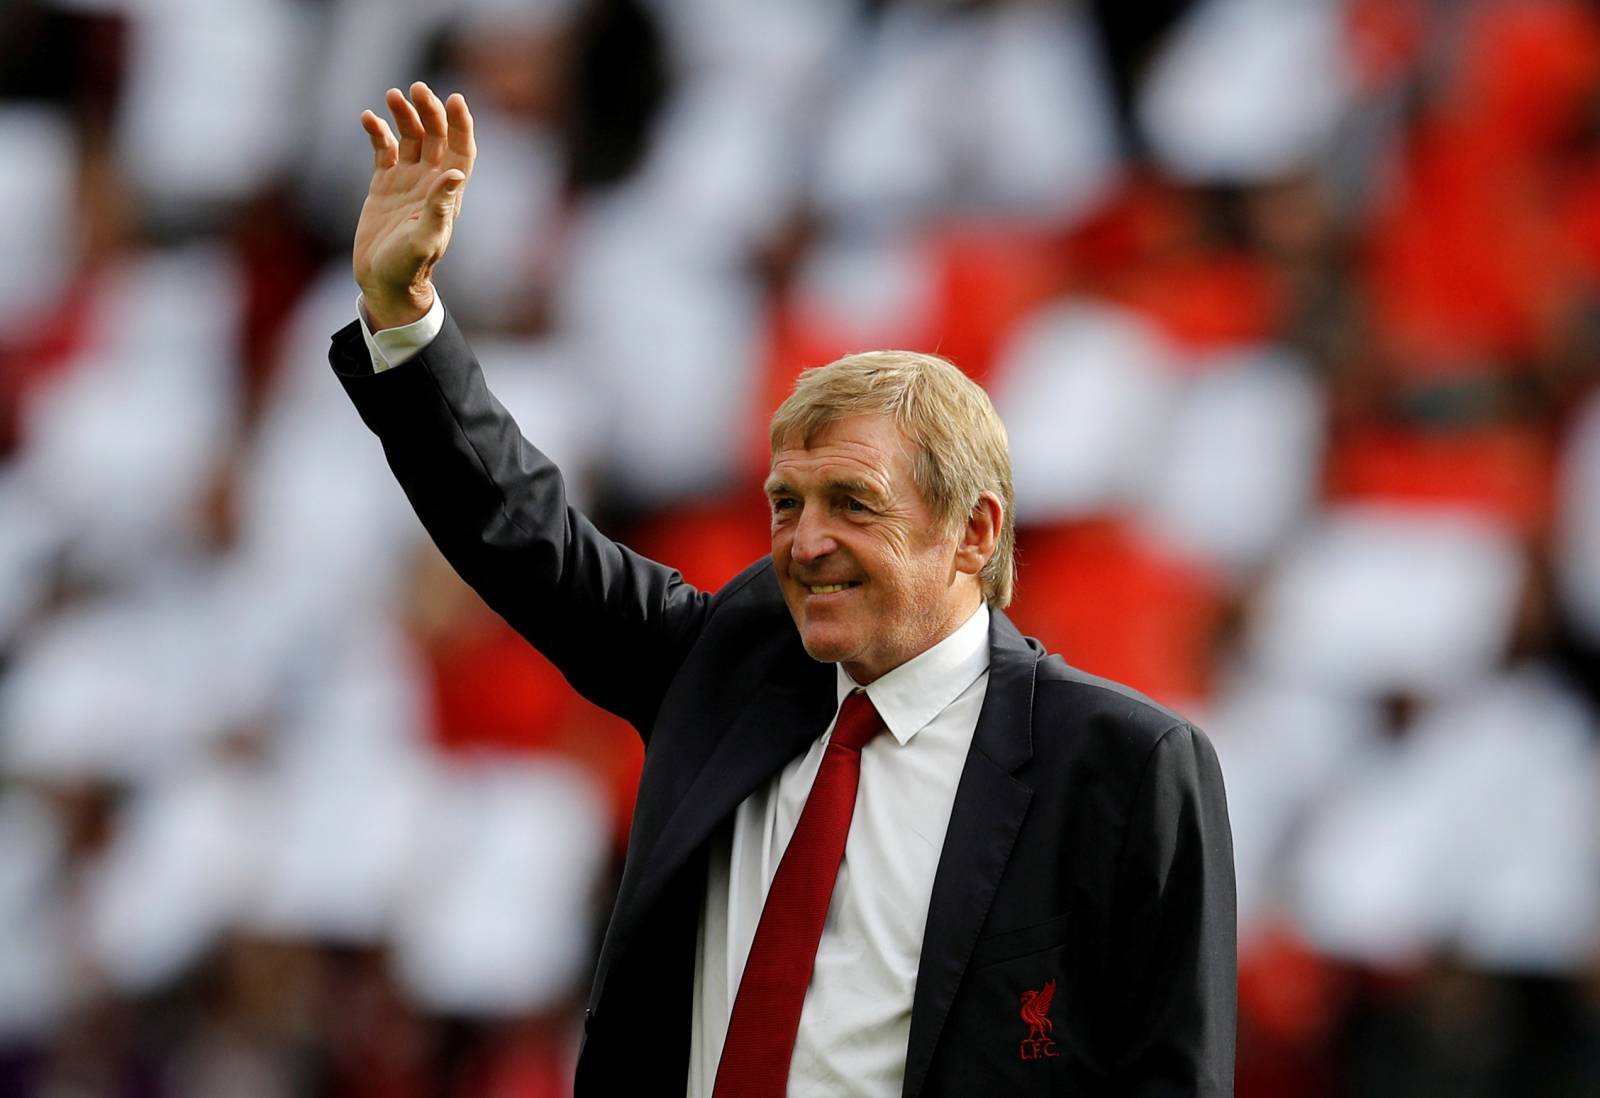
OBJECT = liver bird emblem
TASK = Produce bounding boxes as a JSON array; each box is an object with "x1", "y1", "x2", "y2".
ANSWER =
[{"x1": 1019, "y1": 978, "x2": 1056, "y2": 1043}]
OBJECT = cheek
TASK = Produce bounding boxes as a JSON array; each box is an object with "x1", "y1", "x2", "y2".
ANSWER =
[
  {"x1": 868, "y1": 523, "x2": 917, "y2": 567},
  {"x1": 895, "y1": 537, "x2": 959, "y2": 600}
]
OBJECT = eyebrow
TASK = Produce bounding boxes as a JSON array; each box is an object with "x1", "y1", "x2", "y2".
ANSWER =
[
  {"x1": 827, "y1": 477, "x2": 886, "y2": 503},
  {"x1": 763, "y1": 477, "x2": 887, "y2": 504}
]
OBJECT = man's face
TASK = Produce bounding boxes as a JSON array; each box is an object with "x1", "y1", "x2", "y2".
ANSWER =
[{"x1": 767, "y1": 414, "x2": 981, "y2": 684}]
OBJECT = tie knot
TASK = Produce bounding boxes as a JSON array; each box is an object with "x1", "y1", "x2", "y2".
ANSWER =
[{"x1": 830, "y1": 690, "x2": 885, "y2": 752}]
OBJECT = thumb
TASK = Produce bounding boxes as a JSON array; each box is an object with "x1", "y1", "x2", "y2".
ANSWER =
[{"x1": 425, "y1": 170, "x2": 467, "y2": 227}]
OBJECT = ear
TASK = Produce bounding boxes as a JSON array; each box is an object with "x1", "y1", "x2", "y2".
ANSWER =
[{"x1": 953, "y1": 492, "x2": 1002, "y2": 578}]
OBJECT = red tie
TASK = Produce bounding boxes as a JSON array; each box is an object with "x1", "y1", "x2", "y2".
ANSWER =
[{"x1": 712, "y1": 690, "x2": 886, "y2": 1098}]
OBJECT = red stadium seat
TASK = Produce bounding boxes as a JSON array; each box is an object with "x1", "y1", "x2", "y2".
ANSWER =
[{"x1": 1008, "y1": 520, "x2": 1224, "y2": 708}]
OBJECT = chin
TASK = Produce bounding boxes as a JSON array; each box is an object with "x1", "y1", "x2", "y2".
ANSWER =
[{"x1": 796, "y1": 623, "x2": 857, "y2": 666}]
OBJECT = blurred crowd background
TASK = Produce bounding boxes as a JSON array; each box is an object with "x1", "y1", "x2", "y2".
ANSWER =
[{"x1": 4, "y1": 0, "x2": 1600, "y2": 1094}]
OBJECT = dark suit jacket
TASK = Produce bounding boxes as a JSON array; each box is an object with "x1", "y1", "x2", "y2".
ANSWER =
[{"x1": 330, "y1": 313, "x2": 1236, "y2": 1097}]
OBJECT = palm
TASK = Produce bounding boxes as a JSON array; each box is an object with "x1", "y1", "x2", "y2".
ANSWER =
[
  {"x1": 354, "y1": 159, "x2": 459, "y2": 289},
  {"x1": 352, "y1": 83, "x2": 476, "y2": 322}
]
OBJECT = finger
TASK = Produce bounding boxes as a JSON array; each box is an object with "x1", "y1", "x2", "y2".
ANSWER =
[
  {"x1": 445, "y1": 93, "x2": 475, "y2": 169},
  {"x1": 386, "y1": 86, "x2": 424, "y2": 163},
  {"x1": 361, "y1": 110, "x2": 398, "y2": 170},
  {"x1": 423, "y1": 169, "x2": 468, "y2": 233},
  {"x1": 412, "y1": 81, "x2": 447, "y2": 165}
]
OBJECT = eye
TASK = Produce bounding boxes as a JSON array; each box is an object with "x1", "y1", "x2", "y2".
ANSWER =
[
  {"x1": 771, "y1": 497, "x2": 797, "y2": 513},
  {"x1": 845, "y1": 497, "x2": 870, "y2": 514}
]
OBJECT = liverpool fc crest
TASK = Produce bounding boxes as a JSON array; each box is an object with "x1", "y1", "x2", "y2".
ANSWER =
[{"x1": 1019, "y1": 978, "x2": 1058, "y2": 1060}]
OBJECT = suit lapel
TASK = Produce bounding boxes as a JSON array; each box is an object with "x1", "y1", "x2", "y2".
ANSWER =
[
  {"x1": 902, "y1": 611, "x2": 1040, "y2": 1098},
  {"x1": 596, "y1": 655, "x2": 835, "y2": 1000}
]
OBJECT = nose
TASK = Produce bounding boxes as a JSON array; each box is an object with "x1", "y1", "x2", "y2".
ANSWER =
[{"x1": 789, "y1": 506, "x2": 836, "y2": 565}]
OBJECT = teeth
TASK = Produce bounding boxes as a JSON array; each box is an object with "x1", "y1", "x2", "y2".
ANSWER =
[{"x1": 809, "y1": 584, "x2": 851, "y2": 594}]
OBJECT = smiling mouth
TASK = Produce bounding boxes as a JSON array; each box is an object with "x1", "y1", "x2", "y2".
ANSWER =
[{"x1": 806, "y1": 582, "x2": 861, "y2": 594}]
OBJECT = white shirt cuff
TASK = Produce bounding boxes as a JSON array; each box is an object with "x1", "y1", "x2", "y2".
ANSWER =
[{"x1": 356, "y1": 293, "x2": 446, "y2": 373}]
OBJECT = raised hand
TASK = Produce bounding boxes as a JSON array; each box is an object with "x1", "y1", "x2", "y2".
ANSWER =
[{"x1": 353, "y1": 82, "x2": 476, "y2": 330}]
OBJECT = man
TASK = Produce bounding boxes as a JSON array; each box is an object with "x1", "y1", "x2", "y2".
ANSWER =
[{"x1": 332, "y1": 82, "x2": 1235, "y2": 1096}]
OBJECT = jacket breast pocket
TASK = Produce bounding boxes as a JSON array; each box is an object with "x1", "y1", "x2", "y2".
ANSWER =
[
  {"x1": 969, "y1": 911, "x2": 1073, "y2": 969},
  {"x1": 924, "y1": 929, "x2": 1076, "y2": 1097}
]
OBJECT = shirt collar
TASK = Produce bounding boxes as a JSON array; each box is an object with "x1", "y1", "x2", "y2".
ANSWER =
[{"x1": 835, "y1": 603, "x2": 991, "y2": 746}]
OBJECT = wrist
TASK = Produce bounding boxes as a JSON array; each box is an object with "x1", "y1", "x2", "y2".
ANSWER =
[{"x1": 361, "y1": 282, "x2": 435, "y2": 331}]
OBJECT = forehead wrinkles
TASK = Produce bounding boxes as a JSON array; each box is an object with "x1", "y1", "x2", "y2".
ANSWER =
[{"x1": 770, "y1": 437, "x2": 906, "y2": 497}]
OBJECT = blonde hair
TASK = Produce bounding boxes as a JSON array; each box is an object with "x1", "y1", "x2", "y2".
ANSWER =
[{"x1": 769, "y1": 350, "x2": 1017, "y2": 608}]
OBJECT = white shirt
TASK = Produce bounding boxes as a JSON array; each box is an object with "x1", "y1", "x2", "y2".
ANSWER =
[
  {"x1": 357, "y1": 299, "x2": 992, "y2": 1097},
  {"x1": 690, "y1": 604, "x2": 990, "y2": 1098},
  {"x1": 356, "y1": 293, "x2": 445, "y2": 372}
]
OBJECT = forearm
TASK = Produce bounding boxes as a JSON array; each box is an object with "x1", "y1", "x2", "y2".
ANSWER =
[{"x1": 330, "y1": 310, "x2": 707, "y2": 731}]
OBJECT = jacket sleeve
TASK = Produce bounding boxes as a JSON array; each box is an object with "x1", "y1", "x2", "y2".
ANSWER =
[
  {"x1": 328, "y1": 311, "x2": 714, "y2": 736},
  {"x1": 1108, "y1": 722, "x2": 1237, "y2": 1097}
]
